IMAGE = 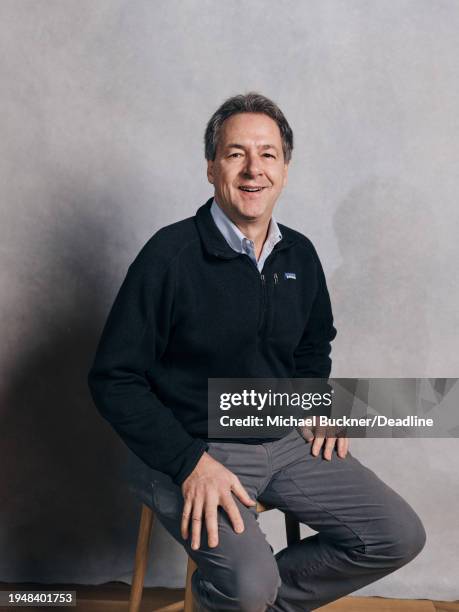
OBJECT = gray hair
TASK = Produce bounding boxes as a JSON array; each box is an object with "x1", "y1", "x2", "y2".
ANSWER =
[{"x1": 204, "y1": 92, "x2": 294, "y2": 163}]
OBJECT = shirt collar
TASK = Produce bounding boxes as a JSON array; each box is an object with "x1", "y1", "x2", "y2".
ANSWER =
[{"x1": 210, "y1": 197, "x2": 282, "y2": 255}]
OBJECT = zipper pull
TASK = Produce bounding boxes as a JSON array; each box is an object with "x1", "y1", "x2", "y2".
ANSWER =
[
  {"x1": 273, "y1": 273, "x2": 278, "y2": 285},
  {"x1": 261, "y1": 273, "x2": 265, "y2": 285}
]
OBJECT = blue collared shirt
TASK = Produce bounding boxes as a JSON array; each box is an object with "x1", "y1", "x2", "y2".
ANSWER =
[{"x1": 210, "y1": 198, "x2": 282, "y2": 273}]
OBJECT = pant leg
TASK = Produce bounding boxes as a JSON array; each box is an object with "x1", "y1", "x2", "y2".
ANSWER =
[
  {"x1": 142, "y1": 440, "x2": 282, "y2": 612},
  {"x1": 258, "y1": 429, "x2": 426, "y2": 612}
]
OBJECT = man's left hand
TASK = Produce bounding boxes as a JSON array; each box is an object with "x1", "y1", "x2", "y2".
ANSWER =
[{"x1": 300, "y1": 426, "x2": 349, "y2": 460}]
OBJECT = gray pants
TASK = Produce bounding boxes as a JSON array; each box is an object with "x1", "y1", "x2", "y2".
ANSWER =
[{"x1": 131, "y1": 428, "x2": 426, "y2": 611}]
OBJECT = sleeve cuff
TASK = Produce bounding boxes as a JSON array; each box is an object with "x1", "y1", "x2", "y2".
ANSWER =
[{"x1": 172, "y1": 438, "x2": 209, "y2": 487}]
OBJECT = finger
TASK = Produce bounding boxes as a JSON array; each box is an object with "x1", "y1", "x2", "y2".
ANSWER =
[
  {"x1": 222, "y1": 495, "x2": 245, "y2": 534},
  {"x1": 300, "y1": 427, "x2": 314, "y2": 442},
  {"x1": 205, "y1": 497, "x2": 220, "y2": 548},
  {"x1": 231, "y1": 479, "x2": 256, "y2": 508},
  {"x1": 337, "y1": 436, "x2": 349, "y2": 458},
  {"x1": 311, "y1": 435, "x2": 324, "y2": 456},
  {"x1": 191, "y1": 498, "x2": 204, "y2": 550},
  {"x1": 323, "y1": 437, "x2": 336, "y2": 461},
  {"x1": 181, "y1": 496, "x2": 193, "y2": 540}
]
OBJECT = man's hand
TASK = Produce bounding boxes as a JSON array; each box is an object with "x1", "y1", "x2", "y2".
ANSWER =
[
  {"x1": 181, "y1": 452, "x2": 256, "y2": 550},
  {"x1": 300, "y1": 426, "x2": 349, "y2": 461}
]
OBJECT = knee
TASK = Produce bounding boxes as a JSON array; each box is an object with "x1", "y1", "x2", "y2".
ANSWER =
[
  {"x1": 234, "y1": 557, "x2": 281, "y2": 612},
  {"x1": 193, "y1": 554, "x2": 280, "y2": 612},
  {"x1": 395, "y1": 510, "x2": 426, "y2": 563},
  {"x1": 369, "y1": 505, "x2": 427, "y2": 566}
]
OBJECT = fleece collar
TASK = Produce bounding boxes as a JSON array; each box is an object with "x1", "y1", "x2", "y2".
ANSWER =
[{"x1": 195, "y1": 197, "x2": 298, "y2": 260}]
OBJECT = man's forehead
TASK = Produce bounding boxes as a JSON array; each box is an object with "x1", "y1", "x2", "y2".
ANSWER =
[
  {"x1": 220, "y1": 113, "x2": 282, "y2": 145},
  {"x1": 224, "y1": 142, "x2": 280, "y2": 151}
]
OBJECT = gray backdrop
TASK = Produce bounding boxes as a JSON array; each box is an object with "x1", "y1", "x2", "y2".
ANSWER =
[{"x1": 1, "y1": 0, "x2": 458, "y2": 601}]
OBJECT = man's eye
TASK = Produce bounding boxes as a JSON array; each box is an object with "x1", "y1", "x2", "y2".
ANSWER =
[
  {"x1": 229, "y1": 153, "x2": 242, "y2": 158},
  {"x1": 263, "y1": 153, "x2": 275, "y2": 158}
]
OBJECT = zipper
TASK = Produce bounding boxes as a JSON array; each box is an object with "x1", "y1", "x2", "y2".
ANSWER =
[
  {"x1": 258, "y1": 273, "x2": 267, "y2": 333},
  {"x1": 270, "y1": 273, "x2": 279, "y2": 336},
  {"x1": 259, "y1": 273, "x2": 279, "y2": 336}
]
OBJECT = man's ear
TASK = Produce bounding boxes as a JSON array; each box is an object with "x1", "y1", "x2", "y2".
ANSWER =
[
  {"x1": 282, "y1": 162, "x2": 289, "y2": 188},
  {"x1": 207, "y1": 160, "x2": 215, "y2": 185}
]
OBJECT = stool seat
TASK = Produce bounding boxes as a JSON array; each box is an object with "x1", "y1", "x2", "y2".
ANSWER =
[
  {"x1": 256, "y1": 500, "x2": 269, "y2": 512},
  {"x1": 128, "y1": 501, "x2": 300, "y2": 612}
]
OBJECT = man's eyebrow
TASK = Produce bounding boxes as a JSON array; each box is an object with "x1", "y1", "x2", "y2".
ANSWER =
[{"x1": 224, "y1": 143, "x2": 280, "y2": 152}]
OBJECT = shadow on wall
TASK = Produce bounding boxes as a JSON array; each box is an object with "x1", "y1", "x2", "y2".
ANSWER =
[
  {"x1": 1, "y1": 194, "x2": 144, "y2": 584},
  {"x1": 329, "y1": 177, "x2": 438, "y2": 378}
]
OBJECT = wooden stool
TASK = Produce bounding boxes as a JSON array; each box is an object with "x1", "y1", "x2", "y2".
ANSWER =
[{"x1": 128, "y1": 501, "x2": 301, "y2": 612}]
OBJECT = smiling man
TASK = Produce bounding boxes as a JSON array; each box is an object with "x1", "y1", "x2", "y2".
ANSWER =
[{"x1": 88, "y1": 93, "x2": 425, "y2": 611}]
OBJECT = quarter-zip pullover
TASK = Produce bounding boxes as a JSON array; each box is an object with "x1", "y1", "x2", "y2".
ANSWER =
[{"x1": 87, "y1": 198, "x2": 337, "y2": 486}]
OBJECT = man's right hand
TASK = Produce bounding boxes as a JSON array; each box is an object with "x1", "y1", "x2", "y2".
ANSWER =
[{"x1": 180, "y1": 451, "x2": 256, "y2": 550}]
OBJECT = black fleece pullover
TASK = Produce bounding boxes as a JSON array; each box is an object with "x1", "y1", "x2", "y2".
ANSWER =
[{"x1": 87, "y1": 199, "x2": 337, "y2": 485}]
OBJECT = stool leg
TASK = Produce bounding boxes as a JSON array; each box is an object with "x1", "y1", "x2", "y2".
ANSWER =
[
  {"x1": 284, "y1": 514, "x2": 301, "y2": 546},
  {"x1": 184, "y1": 556, "x2": 197, "y2": 612},
  {"x1": 129, "y1": 503, "x2": 154, "y2": 612}
]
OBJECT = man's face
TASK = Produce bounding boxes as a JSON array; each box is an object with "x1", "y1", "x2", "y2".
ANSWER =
[{"x1": 207, "y1": 112, "x2": 289, "y2": 224}]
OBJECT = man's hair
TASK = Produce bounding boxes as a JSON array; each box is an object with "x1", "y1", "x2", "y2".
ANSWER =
[{"x1": 204, "y1": 92, "x2": 294, "y2": 163}]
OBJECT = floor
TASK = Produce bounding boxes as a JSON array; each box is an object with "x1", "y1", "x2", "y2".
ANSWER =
[{"x1": 0, "y1": 582, "x2": 457, "y2": 611}]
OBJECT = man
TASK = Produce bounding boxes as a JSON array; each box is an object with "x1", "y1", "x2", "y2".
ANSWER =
[{"x1": 88, "y1": 93, "x2": 426, "y2": 612}]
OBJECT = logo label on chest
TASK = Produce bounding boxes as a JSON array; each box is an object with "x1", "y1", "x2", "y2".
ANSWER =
[{"x1": 284, "y1": 272, "x2": 297, "y2": 280}]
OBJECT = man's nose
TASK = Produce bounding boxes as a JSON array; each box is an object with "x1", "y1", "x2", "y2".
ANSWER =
[{"x1": 242, "y1": 153, "x2": 262, "y2": 177}]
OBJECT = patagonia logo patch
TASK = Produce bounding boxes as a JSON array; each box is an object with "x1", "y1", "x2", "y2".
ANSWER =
[{"x1": 284, "y1": 272, "x2": 297, "y2": 280}]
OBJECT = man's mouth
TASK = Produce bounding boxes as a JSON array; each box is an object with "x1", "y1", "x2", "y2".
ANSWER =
[{"x1": 238, "y1": 186, "x2": 265, "y2": 192}]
